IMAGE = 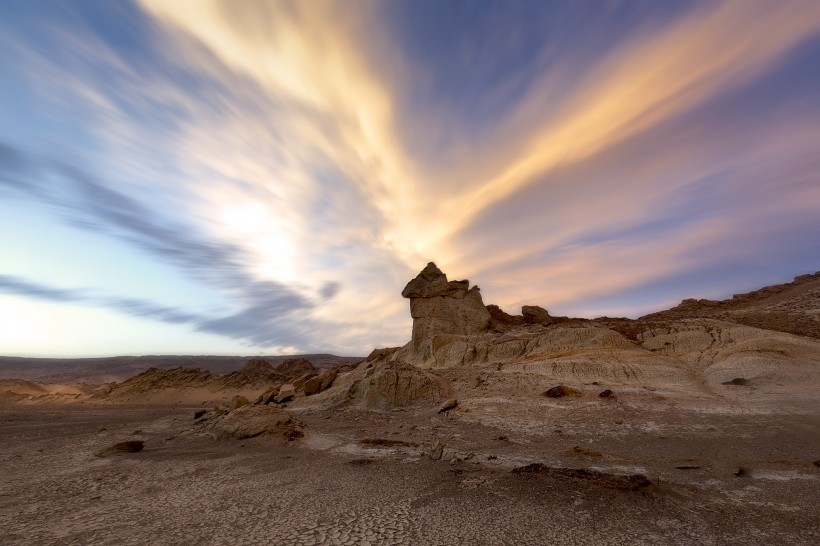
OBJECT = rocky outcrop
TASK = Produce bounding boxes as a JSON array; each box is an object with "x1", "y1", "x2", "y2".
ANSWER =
[
  {"x1": 204, "y1": 405, "x2": 305, "y2": 440},
  {"x1": 401, "y1": 262, "x2": 491, "y2": 356},
  {"x1": 640, "y1": 271, "x2": 820, "y2": 339},
  {"x1": 346, "y1": 361, "x2": 452, "y2": 410},
  {"x1": 522, "y1": 305, "x2": 553, "y2": 325}
]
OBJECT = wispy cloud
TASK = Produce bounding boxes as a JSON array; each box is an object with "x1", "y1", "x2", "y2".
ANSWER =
[{"x1": 1, "y1": 0, "x2": 819, "y2": 355}]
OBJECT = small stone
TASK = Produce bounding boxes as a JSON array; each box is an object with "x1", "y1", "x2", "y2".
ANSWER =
[
  {"x1": 430, "y1": 441, "x2": 444, "y2": 461},
  {"x1": 437, "y1": 399, "x2": 458, "y2": 414},
  {"x1": 543, "y1": 385, "x2": 580, "y2": 398}
]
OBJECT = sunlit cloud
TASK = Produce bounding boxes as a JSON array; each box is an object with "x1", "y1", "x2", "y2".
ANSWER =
[{"x1": 0, "y1": 0, "x2": 818, "y2": 355}]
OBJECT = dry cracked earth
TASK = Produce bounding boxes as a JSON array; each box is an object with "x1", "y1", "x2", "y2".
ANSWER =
[{"x1": 1, "y1": 398, "x2": 818, "y2": 545}]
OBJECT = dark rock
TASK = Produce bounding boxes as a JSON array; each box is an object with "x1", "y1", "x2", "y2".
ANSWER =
[
  {"x1": 194, "y1": 409, "x2": 207, "y2": 419},
  {"x1": 97, "y1": 440, "x2": 144, "y2": 457},
  {"x1": 599, "y1": 389, "x2": 615, "y2": 399},
  {"x1": 522, "y1": 305, "x2": 552, "y2": 325},
  {"x1": 722, "y1": 377, "x2": 750, "y2": 386},
  {"x1": 512, "y1": 463, "x2": 652, "y2": 491},
  {"x1": 543, "y1": 385, "x2": 581, "y2": 398}
]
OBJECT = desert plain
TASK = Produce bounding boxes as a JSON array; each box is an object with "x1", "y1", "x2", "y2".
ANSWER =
[{"x1": 1, "y1": 263, "x2": 819, "y2": 545}]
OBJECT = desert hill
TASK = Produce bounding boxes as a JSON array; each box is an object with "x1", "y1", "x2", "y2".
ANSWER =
[
  {"x1": 640, "y1": 271, "x2": 820, "y2": 339},
  {"x1": 0, "y1": 353, "x2": 362, "y2": 384}
]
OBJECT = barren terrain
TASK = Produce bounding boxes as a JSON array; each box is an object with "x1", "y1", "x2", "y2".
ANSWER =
[{"x1": 1, "y1": 267, "x2": 818, "y2": 544}]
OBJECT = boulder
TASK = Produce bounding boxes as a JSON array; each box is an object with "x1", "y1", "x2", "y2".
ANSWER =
[
  {"x1": 598, "y1": 389, "x2": 615, "y2": 399},
  {"x1": 486, "y1": 304, "x2": 525, "y2": 332},
  {"x1": 229, "y1": 395, "x2": 250, "y2": 411},
  {"x1": 209, "y1": 405, "x2": 305, "y2": 441},
  {"x1": 320, "y1": 370, "x2": 338, "y2": 391},
  {"x1": 543, "y1": 385, "x2": 581, "y2": 398},
  {"x1": 348, "y1": 361, "x2": 452, "y2": 410},
  {"x1": 305, "y1": 370, "x2": 338, "y2": 396},
  {"x1": 437, "y1": 399, "x2": 459, "y2": 413},
  {"x1": 274, "y1": 384, "x2": 296, "y2": 404},
  {"x1": 522, "y1": 305, "x2": 552, "y2": 325},
  {"x1": 259, "y1": 386, "x2": 280, "y2": 405},
  {"x1": 194, "y1": 409, "x2": 207, "y2": 419}
]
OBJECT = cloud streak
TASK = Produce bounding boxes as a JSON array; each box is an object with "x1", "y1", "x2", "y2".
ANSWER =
[{"x1": 1, "y1": 1, "x2": 819, "y2": 355}]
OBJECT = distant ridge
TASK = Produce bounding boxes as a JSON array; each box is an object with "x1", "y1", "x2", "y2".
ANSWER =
[
  {"x1": 0, "y1": 354, "x2": 363, "y2": 384},
  {"x1": 640, "y1": 271, "x2": 820, "y2": 339}
]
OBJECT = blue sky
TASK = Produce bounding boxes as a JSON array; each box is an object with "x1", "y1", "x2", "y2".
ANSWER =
[{"x1": 1, "y1": 0, "x2": 819, "y2": 357}]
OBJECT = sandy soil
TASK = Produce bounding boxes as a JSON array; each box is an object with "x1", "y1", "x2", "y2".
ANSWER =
[{"x1": 1, "y1": 399, "x2": 818, "y2": 545}]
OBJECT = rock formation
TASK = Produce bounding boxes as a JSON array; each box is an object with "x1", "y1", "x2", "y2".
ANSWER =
[{"x1": 401, "y1": 262, "x2": 491, "y2": 354}]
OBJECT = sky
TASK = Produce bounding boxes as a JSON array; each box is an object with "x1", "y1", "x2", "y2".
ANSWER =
[{"x1": 1, "y1": 0, "x2": 819, "y2": 358}]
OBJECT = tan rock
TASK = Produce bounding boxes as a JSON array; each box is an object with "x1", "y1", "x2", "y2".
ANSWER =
[
  {"x1": 402, "y1": 262, "x2": 491, "y2": 354},
  {"x1": 210, "y1": 405, "x2": 305, "y2": 440},
  {"x1": 347, "y1": 361, "x2": 451, "y2": 410},
  {"x1": 522, "y1": 305, "x2": 552, "y2": 325},
  {"x1": 274, "y1": 384, "x2": 296, "y2": 404},
  {"x1": 229, "y1": 395, "x2": 249, "y2": 411}
]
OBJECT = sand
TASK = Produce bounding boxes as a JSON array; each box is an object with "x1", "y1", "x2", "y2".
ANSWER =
[{"x1": 1, "y1": 396, "x2": 818, "y2": 545}]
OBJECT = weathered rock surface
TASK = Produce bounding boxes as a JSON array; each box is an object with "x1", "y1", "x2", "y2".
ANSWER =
[
  {"x1": 304, "y1": 370, "x2": 337, "y2": 396},
  {"x1": 522, "y1": 305, "x2": 552, "y2": 325},
  {"x1": 402, "y1": 263, "x2": 491, "y2": 355},
  {"x1": 229, "y1": 395, "x2": 249, "y2": 411},
  {"x1": 346, "y1": 361, "x2": 452, "y2": 410},
  {"x1": 437, "y1": 399, "x2": 458, "y2": 413},
  {"x1": 275, "y1": 384, "x2": 296, "y2": 404},
  {"x1": 206, "y1": 405, "x2": 305, "y2": 440}
]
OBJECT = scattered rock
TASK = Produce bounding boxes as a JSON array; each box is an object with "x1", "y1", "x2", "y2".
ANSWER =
[
  {"x1": 96, "y1": 440, "x2": 144, "y2": 457},
  {"x1": 522, "y1": 305, "x2": 552, "y2": 325},
  {"x1": 259, "y1": 386, "x2": 280, "y2": 405},
  {"x1": 735, "y1": 466, "x2": 750, "y2": 477},
  {"x1": 208, "y1": 404, "x2": 305, "y2": 441},
  {"x1": 543, "y1": 385, "x2": 581, "y2": 398},
  {"x1": 437, "y1": 399, "x2": 459, "y2": 414},
  {"x1": 429, "y1": 441, "x2": 444, "y2": 461},
  {"x1": 274, "y1": 384, "x2": 296, "y2": 404},
  {"x1": 320, "y1": 370, "x2": 338, "y2": 391},
  {"x1": 360, "y1": 438, "x2": 419, "y2": 448},
  {"x1": 213, "y1": 406, "x2": 228, "y2": 416},
  {"x1": 599, "y1": 389, "x2": 616, "y2": 399},
  {"x1": 486, "y1": 304, "x2": 525, "y2": 331},
  {"x1": 512, "y1": 463, "x2": 652, "y2": 492},
  {"x1": 304, "y1": 370, "x2": 338, "y2": 396},
  {"x1": 722, "y1": 377, "x2": 750, "y2": 386},
  {"x1": 229, "y1": 395, "x2": 249, "y2": 411}
]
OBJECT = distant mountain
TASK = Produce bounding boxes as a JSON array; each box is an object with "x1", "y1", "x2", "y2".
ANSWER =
[{"x1": 0, "y1": 354, "x2": 363, "y2": 384}]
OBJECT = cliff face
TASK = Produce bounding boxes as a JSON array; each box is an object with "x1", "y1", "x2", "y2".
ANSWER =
[{"x1": 401, "y1": 262, "x2": 491, "y2": 352}]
